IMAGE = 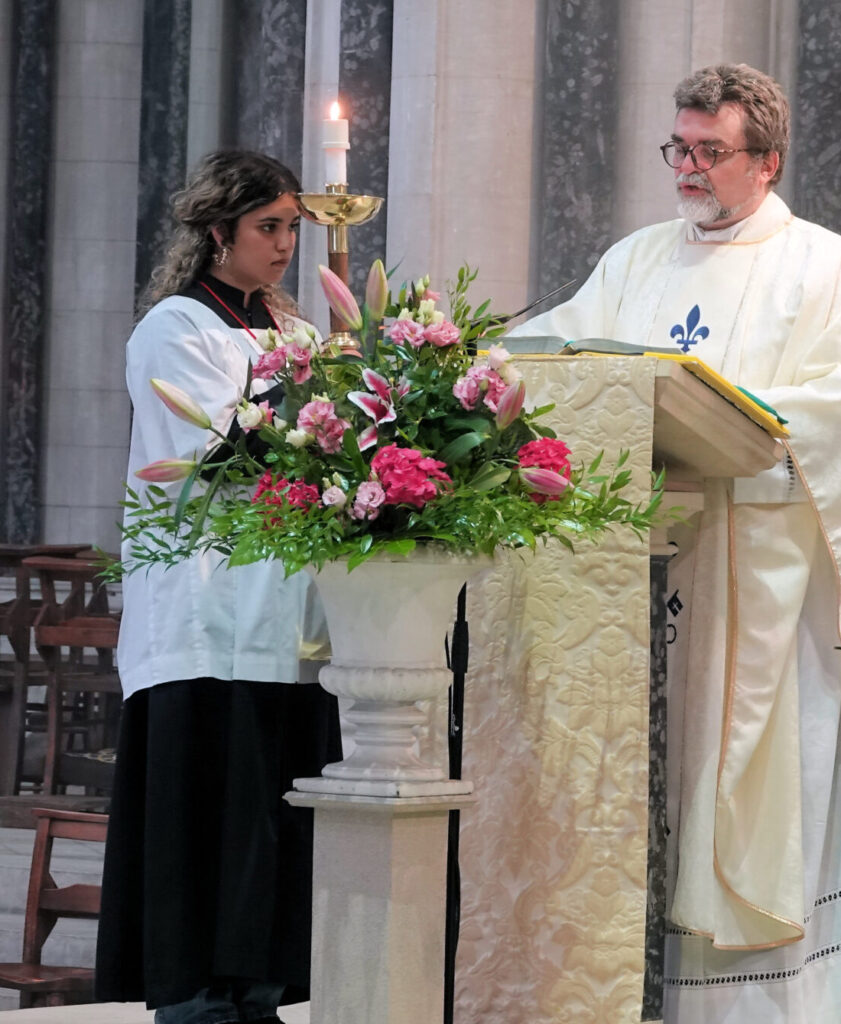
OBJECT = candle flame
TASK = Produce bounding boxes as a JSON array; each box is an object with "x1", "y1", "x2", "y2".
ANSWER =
[{"x1": 330, "y1": 101, "x2": 341, "y2": 120}]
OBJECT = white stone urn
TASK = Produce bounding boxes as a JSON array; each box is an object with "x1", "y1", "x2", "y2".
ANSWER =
[{"x1": 305, "y1": 547, "x2": 489, "y2": 784}]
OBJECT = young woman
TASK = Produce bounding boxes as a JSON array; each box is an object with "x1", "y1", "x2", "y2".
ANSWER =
[{"x1": 96, "y1": 151, "x2": 340, "y2": 1024}]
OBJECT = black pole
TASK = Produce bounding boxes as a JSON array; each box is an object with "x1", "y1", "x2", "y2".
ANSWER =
[{"x1": 444, "y1": 584, "x2": 469, "y2": 1023}]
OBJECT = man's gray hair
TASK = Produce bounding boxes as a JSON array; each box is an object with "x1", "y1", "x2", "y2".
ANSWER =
[{"x1": 674, "y1": 63, "x2": 790, "y2": 185}]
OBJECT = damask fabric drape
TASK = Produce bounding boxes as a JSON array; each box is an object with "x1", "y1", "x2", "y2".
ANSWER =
[
  {"x1": 454, "y1": 357, "x2": 657, "y2": 1023},
  {"x1": 503, "y1": 194, "x2": 841, "y2": 1022}
]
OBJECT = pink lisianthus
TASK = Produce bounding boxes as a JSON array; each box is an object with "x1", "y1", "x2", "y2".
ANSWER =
[
  {"x1": 388, "y1": 317, "x2": 427, "y2": 348},
  {"x1": 297, "y1": 399, "x2": 351, "y2": 454},
  {"x1": 351, "y1": 480, "x2": 387, "y2": 520},
  {"x1": 517, "y1": 438, "x2": 572, "y2": 503},
  {"x1": 371, "y1": 444, "x2": 452, "y2": 508},
  {"x1": 288, "y1": 344, "x2": 313, "y2": 384},
  {"x1": 322, "y1": 485, "x2": 347, "y2": 509},
  {"x1": 423, "y1": 320, "x2": 461, "y2": 348},
  {"x1": 253, "y1": 346, "x2": 287, "y2": 380},
  {"x1": 452, "y1": 365, "x2": 508, "y2": 412}
]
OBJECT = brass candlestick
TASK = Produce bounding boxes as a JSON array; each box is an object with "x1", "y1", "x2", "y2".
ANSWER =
[{"x1": 298, "y1": 184, "x2": 384, "y2": 349}]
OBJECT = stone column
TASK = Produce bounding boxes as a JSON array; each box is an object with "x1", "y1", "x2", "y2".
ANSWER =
[
  {"x1": 387, "y1": 0, "x2": 538, "y2": 316},
  {"x1": 338, "y1": 0, "x2": 393, "y2": 296},
  {"x1": 792, "y1": 0, "x2": 841, "y2": 232},
  {"x1": 0, "y1": 0, "x2": 56, "y2": 543},
  {"x1": 134, "y1": 0, "x2": 192, "y2": 299},
  {"x1": 41, "y1": 0, "x2": 143, "y2": 550},
  {"x1": 288, "y1": 789, "x2": 475, "y2": 1024}
]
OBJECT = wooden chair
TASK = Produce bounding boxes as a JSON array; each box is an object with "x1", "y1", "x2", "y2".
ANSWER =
[
  {"x1": 22, "y1": 556, "x2": 122, "y2": 795},
  {"x1": 0, "y1": 806, "x2": 108, "y2": 1008},
  {"x1": 0, "y1": 544, "x2": 90, "y2": 796}
]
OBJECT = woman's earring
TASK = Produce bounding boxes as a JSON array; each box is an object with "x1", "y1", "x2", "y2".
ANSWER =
[{"x1": 214, "y1": 245, "x2": 230, "y2": 267}]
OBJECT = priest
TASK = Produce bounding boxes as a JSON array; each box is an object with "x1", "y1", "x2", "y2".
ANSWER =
[{"x1": 510, "y1": 63, "x2": 841, "y2": 1022}]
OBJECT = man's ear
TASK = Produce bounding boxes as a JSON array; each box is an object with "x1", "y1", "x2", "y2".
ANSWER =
[{"x1": 759, "y1": 150, "x2": 780, "y2": 185}]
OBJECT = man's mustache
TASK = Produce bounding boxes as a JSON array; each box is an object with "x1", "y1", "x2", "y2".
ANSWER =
[{"x1": 676, "y1": 172, "x2": 713, "y2": 192}]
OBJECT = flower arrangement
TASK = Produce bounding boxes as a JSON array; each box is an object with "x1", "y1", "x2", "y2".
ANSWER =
[{"x1": 117, "y1": 263, "x2": 664, "y2": 577}]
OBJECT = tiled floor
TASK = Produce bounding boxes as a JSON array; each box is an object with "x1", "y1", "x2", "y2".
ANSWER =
[{"x1": 0, "y1": 828, "x2": 309, "y2": 1021}]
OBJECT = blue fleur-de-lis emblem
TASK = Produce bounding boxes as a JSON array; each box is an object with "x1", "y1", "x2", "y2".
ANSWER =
[{"x1": 670, "y1": 304, "x2": 709, "y2": 353}]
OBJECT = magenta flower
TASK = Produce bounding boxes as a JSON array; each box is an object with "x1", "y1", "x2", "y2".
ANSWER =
[
  {"x1": 318, "y1": 264, "x2": 363, "y2": 330},
  {"x1": 150, "y1": 379, "x2": 212, "y2": 429},
  {"x1": 423, "y1": 320, "x2": 461, "y2": 348},
  {"x1": 351, "y1": 480, "x2": 387, "y2": 520},
  {"x1": 135, "y1": 458, "x2": 197, "y2": 482},
  {"x1": 297, "y1": 399, "x2": 350, "y2": 454}
]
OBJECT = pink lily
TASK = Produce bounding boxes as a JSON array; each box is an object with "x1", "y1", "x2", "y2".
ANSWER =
[
  {"x1": 495, "y1": 380, "x2": 526, "y2": 430},
  {"x1": 519, "y1": 465, "x2": 570, "y2": 497},
  {"x1": 357, "y1": 425, "x2": 379, "y2": 450},
  {"x1": 318, "y1": 264, "x2": 363, "y2": 330},
  {"x1": 135, "y1": 458, "x2": 197, "y2": 482},
  {"x1": 365, "y1": 259, "x2": 388, "y2": 321},
  {"x1": 348, "y1": 368, "x2": 398, "y2": 425},
  {"x1": 150, "y1": 379, "x2": 212, "y2": 429}
]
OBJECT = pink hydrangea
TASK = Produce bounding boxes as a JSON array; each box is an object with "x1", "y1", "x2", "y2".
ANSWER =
[
  {"x1": 297, "y1": 399, "x2": 350, "y2": 454},
  {"x1": 423, "y1": 320, "x2": 461, "y2": 348},
  {"x1": 452, "y1": 366, "x2": 508, "y2": 412},
  {"x1": 253, "y1": 346, "x2": 287, "y2": 380},
  {"x1": 388, "y1": 318, "x2": 427, "y2": 348},
  {"x1": 351, "y1": 480, "x2": 387, "y2": 520},
  {"x1": 371, "y1": 444, "x2": 452, "y2": 508}
]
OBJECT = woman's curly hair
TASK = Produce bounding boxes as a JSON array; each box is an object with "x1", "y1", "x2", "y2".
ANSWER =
[{"x1": 139, "y1": 150, "x2": 302, "y2": 321}]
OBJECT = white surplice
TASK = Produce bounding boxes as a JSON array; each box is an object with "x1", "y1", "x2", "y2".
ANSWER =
[{"x1": 509, "y1": 191, "x2": 841, "y2": 1021}]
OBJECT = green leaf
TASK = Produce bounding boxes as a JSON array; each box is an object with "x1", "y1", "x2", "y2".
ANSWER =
[
  {"x1": 468, "y1": 463, "x2": 511, "y2": 492},
  {"x1": 342, "y1": 427, "x2": 367, "y2": 477},
  {"x1": 439, "y1": 431, "x2": 485, "y2": 464}
]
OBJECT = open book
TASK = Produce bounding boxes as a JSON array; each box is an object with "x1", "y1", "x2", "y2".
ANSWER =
[{"x1": 501, "y1": 336, "x2": 790, "y2": 438}]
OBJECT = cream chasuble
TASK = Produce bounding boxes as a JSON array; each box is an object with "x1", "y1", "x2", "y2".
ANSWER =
[{"x1": 510, "y1": 191, "x2": 841, "y2": 958}]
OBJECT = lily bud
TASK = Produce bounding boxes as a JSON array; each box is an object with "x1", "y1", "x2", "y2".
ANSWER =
[
  {"x1": 135, "y1": 458, "x2": 197, "y2": 482},
  {"x1": 495, "y1": 380, "x2": 526, "y2": 430},
  {"x1": 318, "y1": 264, "x2": 363, "y2": 330},
  {"x1": 365, "y1": 259, "x2": 389, "y2": 321},
  {"x1": 150, "y1": 379, "x2": 212, "y2": 429},
  {"x1": 519, "y1": 465, "x2": 570, "y2": 497}
]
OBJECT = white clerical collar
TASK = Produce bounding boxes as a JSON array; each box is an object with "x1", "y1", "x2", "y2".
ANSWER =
[{"x1": 685, "y1": 191, "x2": 792, "y2": 243}]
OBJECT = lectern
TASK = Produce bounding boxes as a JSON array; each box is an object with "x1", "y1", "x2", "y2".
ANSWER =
[{"x1": 452, "y1": 355, "x2": 782, "y2": 1024}]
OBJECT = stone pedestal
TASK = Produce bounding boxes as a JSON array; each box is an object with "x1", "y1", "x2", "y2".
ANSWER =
[{"x1": 287, "y1": 784, "x2": 474, "y2": 1024}]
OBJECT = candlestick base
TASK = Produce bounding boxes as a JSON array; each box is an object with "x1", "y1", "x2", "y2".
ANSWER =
[{"x1": 327, "y1": 330, "x2": 362, "y2": 355}]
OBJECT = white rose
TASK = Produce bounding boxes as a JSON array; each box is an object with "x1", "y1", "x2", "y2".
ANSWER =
[
  {"x1": 418, "y1": 298, "x2": 436, "y2": 323},
  {"x1": 273, "y1": 415, "x2": 287, "y2": 431},
  {"x1": 291, "y1": 325, "x2": 314, "y2": 350},
  {"x1": 256, "y1": 327, "x2": 278, "y2": 352},
  {"x1": 286, "y1": 428, "x2": 313, "y2": 448},
  {"x1": 236, "y1": 401, "x2": 265, "y2": 431}
]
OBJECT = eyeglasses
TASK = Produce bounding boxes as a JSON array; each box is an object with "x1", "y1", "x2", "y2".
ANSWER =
[{"x1": 660, "y1": 141, "x2": 762, "y2": 172}]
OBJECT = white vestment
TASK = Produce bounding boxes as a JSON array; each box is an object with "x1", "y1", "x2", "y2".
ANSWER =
[{"x1": 510, "y1": 192, "x2": 841, "y2": 1021}]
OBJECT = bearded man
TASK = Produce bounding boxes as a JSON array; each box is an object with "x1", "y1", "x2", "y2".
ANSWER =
[{"x1": 510, "y1": 64, "x2": 841, "y2": 1022}]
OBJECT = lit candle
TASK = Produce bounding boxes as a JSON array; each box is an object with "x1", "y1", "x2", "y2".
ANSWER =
[{"x1": 323, "y1": 101, "x2": 349, "y2": 186}]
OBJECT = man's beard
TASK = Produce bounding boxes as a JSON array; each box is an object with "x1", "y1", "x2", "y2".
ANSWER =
[{"x1": 676, "y1": 172, "x2": 743, "y2": 226}]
